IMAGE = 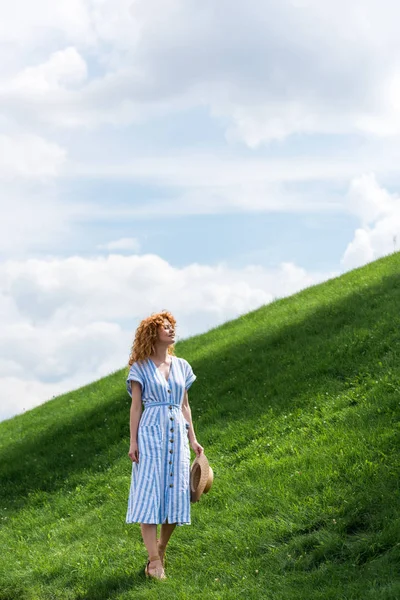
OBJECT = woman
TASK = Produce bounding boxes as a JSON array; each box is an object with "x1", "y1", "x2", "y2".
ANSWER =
[{"x1": 125, "y1": 310, "x2": 204, "y2": 580}]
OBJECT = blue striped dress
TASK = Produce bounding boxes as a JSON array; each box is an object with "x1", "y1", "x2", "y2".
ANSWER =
[{"x1": 125, "y1": 355, "x2": 196, "y2": 526}]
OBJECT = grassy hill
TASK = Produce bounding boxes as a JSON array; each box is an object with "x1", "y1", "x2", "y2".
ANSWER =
[{"x1": 1, "y1": 252, "x2": 399, "y2": 600}]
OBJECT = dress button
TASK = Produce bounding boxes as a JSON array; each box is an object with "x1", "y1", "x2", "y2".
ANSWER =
[
  {"x1": 168, "y1": 405, "x2": 172, "y2": 409},
  {"x1": 170, "y1": 438, "x2": 174, "y2": 443},
  {"x1": 170, "y1": 417, "x2": 174, "y2": 421},
  {"x1": 169, "y1": 449, "x2": 173, "y2": 454},
  {"x1": 168, "y1": 390, "x2": 171, "y2": 394},
  {"x1": 170, "y1": 472, "x2": 173, "y2": 476},
  {"x1": 169, "y1": 460, "x2": 172, "y2": 464},
  {"x1": 169, "y1": 483, "x2": 173, "y2": 488},
  {"x1": 170, "y1": 428, "x2": 174, "y2": 432}
]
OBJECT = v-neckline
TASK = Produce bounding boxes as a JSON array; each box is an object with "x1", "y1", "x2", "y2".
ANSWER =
[{"x1": 148, "y1": 355, "x2": 174, "y2": 384}]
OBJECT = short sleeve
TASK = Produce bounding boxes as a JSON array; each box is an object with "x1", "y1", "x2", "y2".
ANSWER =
[
  {"x1": 126, "y1": 362, "x2": 144, "y2": 398},
  {"x1": 184, "y1": 360, "x2": 197, "y2": 391}
]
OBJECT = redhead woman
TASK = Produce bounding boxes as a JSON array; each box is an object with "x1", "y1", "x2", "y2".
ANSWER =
[{"x1": 125, "y1": 310, "x2": 204, "y2": 580}]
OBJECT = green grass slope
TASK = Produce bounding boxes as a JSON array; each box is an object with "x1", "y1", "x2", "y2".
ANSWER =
[{"x1": 1, "y1": 252, "x2": 399, "y2": 600}]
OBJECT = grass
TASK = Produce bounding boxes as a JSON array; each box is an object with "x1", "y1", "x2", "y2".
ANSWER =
[{"x1": 0, "y1": 251, "x2": 399, "y2": 599}]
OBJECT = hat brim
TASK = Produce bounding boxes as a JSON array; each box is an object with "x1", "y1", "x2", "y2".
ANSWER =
[{"x1": 190, "y1": 453, "x2": 213, "y2": 502}]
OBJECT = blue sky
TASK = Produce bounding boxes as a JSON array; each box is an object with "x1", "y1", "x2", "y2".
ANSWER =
[{"x1": 0, "y1": 0, "x2": 399, "y2": 422}]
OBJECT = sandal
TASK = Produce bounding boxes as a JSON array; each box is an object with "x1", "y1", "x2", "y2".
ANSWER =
[
  {"x1": 157, "y1": 538, "x2": 167, "y2": 568},
  {"x1": 145, "y1": 554, "x2": 167, "y2": 580}
]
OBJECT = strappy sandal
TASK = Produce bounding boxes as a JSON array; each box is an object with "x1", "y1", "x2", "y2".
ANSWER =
[
  {"x1": 156, "y1": 538, "x2": 167, "y2": 568},
  {"x1": 145, "y1": 554, "x2": 167, "y2": 580}
]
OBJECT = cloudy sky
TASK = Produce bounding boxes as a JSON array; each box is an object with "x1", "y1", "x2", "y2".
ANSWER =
[{"x1": 1, "y1": 0, "x2": 399, "y2": 422}]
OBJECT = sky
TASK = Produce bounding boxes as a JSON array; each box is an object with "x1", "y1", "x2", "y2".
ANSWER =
[{"x1": 1, "y1": 0, "x2": 399, "y2": 422}]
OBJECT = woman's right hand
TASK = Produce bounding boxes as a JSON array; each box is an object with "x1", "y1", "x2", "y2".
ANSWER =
[{"x1": 128, "y1": 441, "x2": 139, "y2": 463}]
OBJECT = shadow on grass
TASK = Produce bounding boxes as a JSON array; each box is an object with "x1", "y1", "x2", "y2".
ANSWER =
[
  {"x1": 0, "y1": 267, "x2": 399, "y2": 519},
  {"x1": 0, "y1": 569, "x2": 159, "y2": 600},
  {"x1": 68, "y1": 570, "x2": 156, "y2": 600},
  {"x1": 0, "y1": 584, "x2": 29, "y2": 600}
]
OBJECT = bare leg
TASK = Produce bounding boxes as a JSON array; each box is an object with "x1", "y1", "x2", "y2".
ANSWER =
[
  {"x1": 140, "y1": 522, "x2": 165, "y2": 577},
  {"x1": 160, "y1": 518, "x2": 177, "y2": 548},
  {"x1": 140, "y1": 523, "x2": 159, "y2": 558}
]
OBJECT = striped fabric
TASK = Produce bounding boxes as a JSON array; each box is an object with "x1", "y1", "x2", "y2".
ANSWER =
[{"x1": 125, "y1": 355, "x2": 197, "y2": 525}]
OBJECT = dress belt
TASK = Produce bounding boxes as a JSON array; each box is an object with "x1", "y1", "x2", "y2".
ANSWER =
[{"x1": 144, "y1": 401, "x2": 181, "y2": 408}]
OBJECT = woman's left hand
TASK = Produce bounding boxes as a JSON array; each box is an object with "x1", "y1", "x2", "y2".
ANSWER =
[{"x1": 190, "y1": 439, "x2": 204, "y2": 456}]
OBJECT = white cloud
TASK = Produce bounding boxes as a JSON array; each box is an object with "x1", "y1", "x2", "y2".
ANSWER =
[
  {"x1": 341, "y1": 228, "x2": 375, "y2": 270},
  {"x1": 0, "y1": 180, "x2": 80, "y2": 255},
  {"x1": 10, "y1": 47, "x2": 87, "y2": 93},
  {"x1": 1, "y1": 0, "x2": 400, "y2": 139},
  {"x1": 69, "y1": 153, "x2": 356, "y2": 186},
  {"x1": 346, "y1": 173, "x2": 398, "y2": 225},
  {"x1": 65, "y1": 149, "x2": 399, "y2": 221},
  {"x1": 68, "y1": 144, "x2": 399, "y2": 187},
  {"x1": 0, "y1": 0, "x2": 92, "y2": 47},
  {"x1": 1, "y1": 47, "x2": 90, "y2": 128},
  {"x1": 341, "y1": 174, "x2": 400, "y2": 270},
  {"x1": 97, "y1": 237, "x2": 141, "y2": 252},
  {"x1": 0, "y1": 133, "x2": 66, "y2": 179},
  {"x1": 0, "y1": 252, "x2": 336, "y2": 422}
]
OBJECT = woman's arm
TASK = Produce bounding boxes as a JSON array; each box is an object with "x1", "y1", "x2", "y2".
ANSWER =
[
  {"x1": 129, "y1": 381, "x2": 143, "y2": 443},
  {"x1": 181, "y1": 388, "x2": 204, "y2": 456},
  {"x1": 181, "y1": 389, "x2": 197, "y2": 444}
]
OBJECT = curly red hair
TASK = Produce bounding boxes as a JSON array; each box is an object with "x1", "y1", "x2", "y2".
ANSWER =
[{"x1": 127, "y1": 310, "x2": 177, "y2": 367}]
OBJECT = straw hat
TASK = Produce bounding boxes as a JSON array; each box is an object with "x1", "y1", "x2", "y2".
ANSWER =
[{"x1": 190, "y1": 452, "x2": 214, "y2": 503}]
